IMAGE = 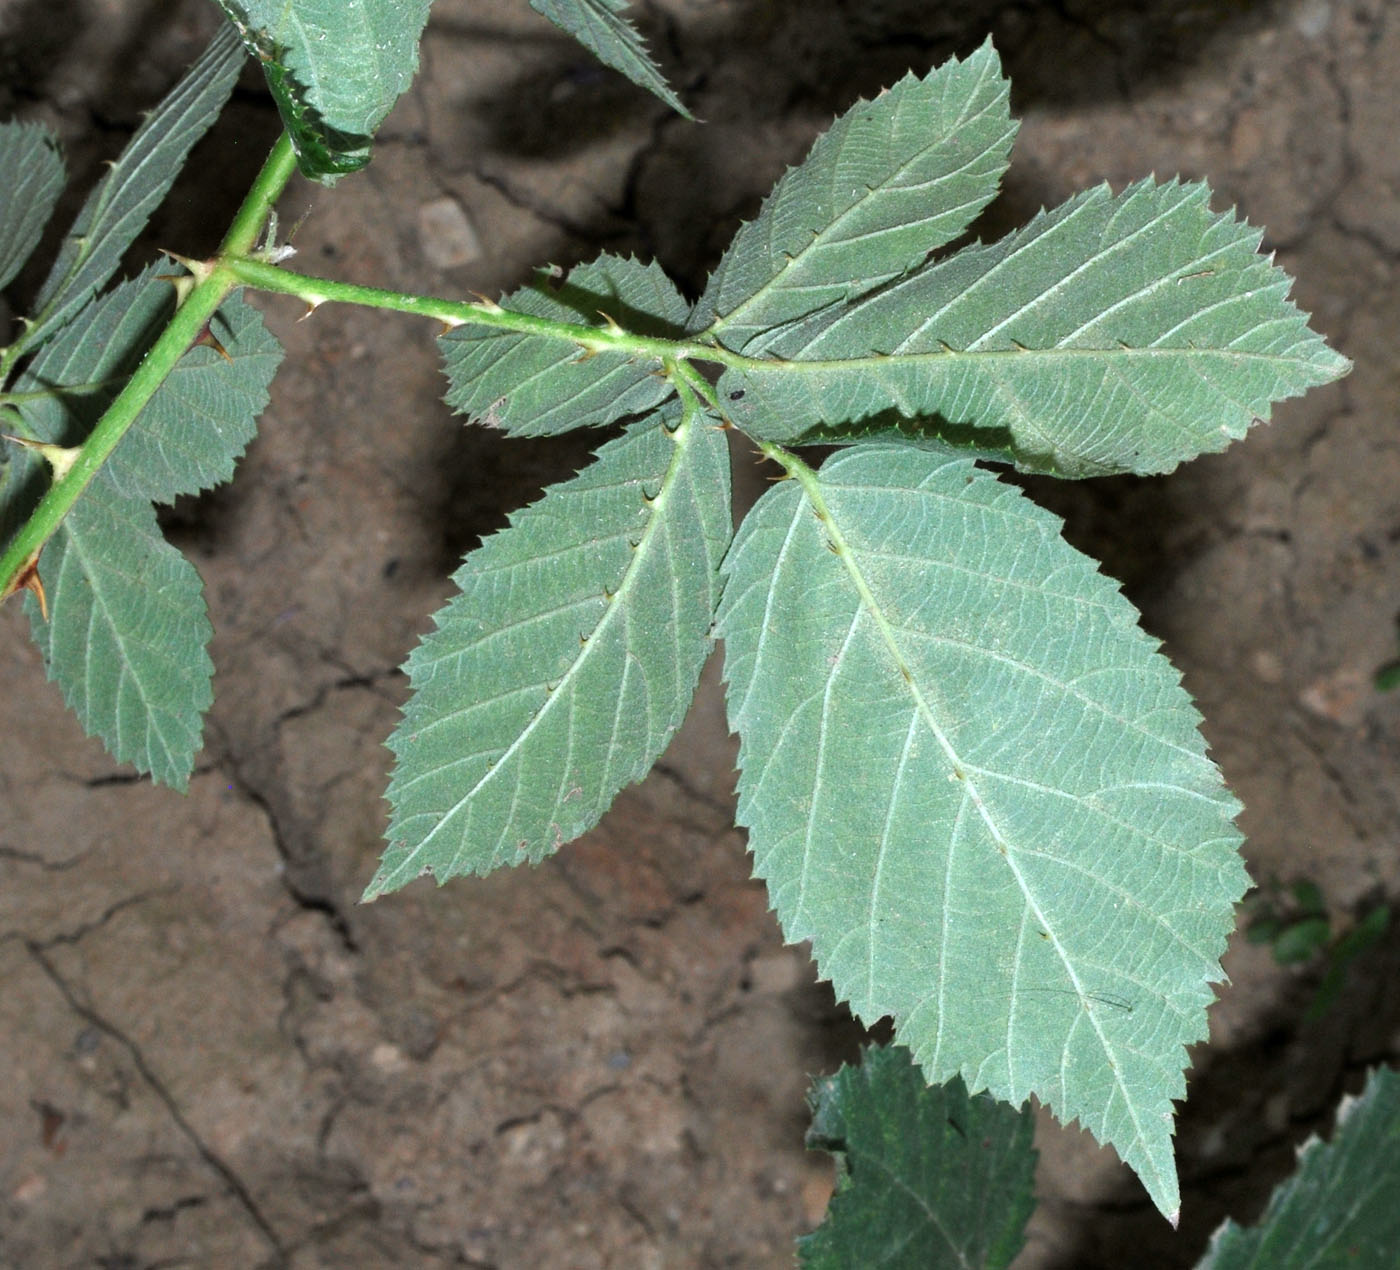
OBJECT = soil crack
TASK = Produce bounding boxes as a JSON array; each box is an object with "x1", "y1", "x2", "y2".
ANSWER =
[{"x1": 24, "y1": 941, "x2": 288, "y2": 1264}]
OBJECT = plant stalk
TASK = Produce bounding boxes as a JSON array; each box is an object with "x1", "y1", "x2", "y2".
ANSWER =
[
  {"x1": 0, "y1": 133, "x2": 298, "y2": 603},
  {"x1": 223, "y1": 257, "x2": 742, "y2": 366}
]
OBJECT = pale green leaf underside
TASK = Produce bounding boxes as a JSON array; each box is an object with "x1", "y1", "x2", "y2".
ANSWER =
[
  {"x1": 0, "y1": 122, "x2": 65, "y2": 293},
  {"x1": 0, "y1": 446, "x2": 43, "y2": 561},
  {"x1": 529, "y1": 0, "x2": 689, "y2": 118},
  {"x1": 17, "y1": 265, "x2": 281, "y2": 502},
  {"x1": 26, "y1": 476, "x2": 212, "y2": 790},
  {"x1": 721, "y1": 178, "x2": 1349, "y2": 476},
  {"x1": 368, "y1": 402, "x2": 731, "y2": 898},
  {"x1": 1198, "y1": 1068, "x2": 1400, "y2": 1270},
  {"x1": 718, "y1": 445, "x2": 1248, "y2": 1220},
  {"x1": 104, "y1": 292, "x2": 281, "y2": 502},
  {"x1": 439, "y1": 254, "x2": 688, "y2": 437},
  {"x1": 800, "y1": 1046, "x2": 1036, "y2": 1270},
  {"x1": 216, "y1": 0, "x2": 432, "y2": 179},
  {"x1": 24, "y1": 23, "x2": 243, "y2": 352},
  {"x1": 692, "y1": 40, "x2": 1015, "y2": 352}
]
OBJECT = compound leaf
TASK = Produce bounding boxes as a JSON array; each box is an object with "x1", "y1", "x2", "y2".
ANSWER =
[
  {"x1": 15, "y1": 264, "x2": 282, "y2": 503},
  {"x1": 367, "y1": 399, "x2": 730, "y2": 898},
  {"x1": 23, "y1": 23, "x2": 243, "y2": 352},
  {"x1": 0, "y1": 122, "x2": 65, "y2": 293},
  {"x1": 800, "y1": 1045, "x2": 1036, "y2": 1270},
  {"x1": 692, "y1": 40, "x2": 1015, "y2": 352},
  {"x1": 26, "y1": 475, "x2": 212, "y2": 790},
  {"x1": 216, "y1": 0, "x2": 432, "y2": 180},
  {"x1": 439, "y1": 255, "x2": 687, "y2": 437},
  {"x1": 528, "y1": 0, "x2": 689, "y2": 118},
  {"x1": 718, "y1": 444, "x2": 1249, "y2": 1221},
  {"x1": 1197, "y1": 1068, "x2": 1400, "y2": 1270},
  {"x1": 720, "y1": 178, "x2": 1349, "y2": 476}
]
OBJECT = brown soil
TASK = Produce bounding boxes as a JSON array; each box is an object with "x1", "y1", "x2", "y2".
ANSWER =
[{"x1": 2, "y1": 1, "x2": 1399, "y2": 1267}]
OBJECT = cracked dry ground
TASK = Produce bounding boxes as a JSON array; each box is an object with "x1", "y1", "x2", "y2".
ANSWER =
[{"x1": 3, "y1": 1, "x2": 1400, "y2": 1267}]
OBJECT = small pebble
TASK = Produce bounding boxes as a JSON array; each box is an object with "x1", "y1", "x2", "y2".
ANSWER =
[{"x1": 417, "y1": 196, "x2": 482, "y2": 270}]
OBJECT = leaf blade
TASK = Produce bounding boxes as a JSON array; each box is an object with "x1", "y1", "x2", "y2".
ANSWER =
[
  {"x1": 368, "y1": 400, "x2": 731, "y2": 897},
  {"x1": 23, "y1": 23, "x2": 243, "y2": 351},
  {"x1": 1198, "y1": 1068, "x2": 1400, "y2": 1270},
  {"x1": 721, "y1": 179, "x2": 1349, "y2": 475},
  {"x1": 15, "y1": 264, "x2": 283, "y2": 503},
  {"x1": 800, "y1": 1046, "x2": 1036, "y2": 1270},
  {"x1": 216, "y1": 0, "x2": 433, "y2": 180},
  {"x1": 439, "y1": 255, "x2": 687, "y2": 437},
  {"x1": 105, "y1": 292, "x2": 283, "y2": 502},
  {"x1": 718, "y1": 444, "x2": 1248, "y2": 1220},
  {"x1": 0, "y1": 122, "x2": 65, "y2": 293},
  {"x1": 692, "y1": 40, "x2": 1016, "y2": 352},
  {"x1": 26, "y1": 476, "x2": 212, "y2": 790},
  {"x1": 528, "y1": 0, "x2": 689, "y2": 118}
]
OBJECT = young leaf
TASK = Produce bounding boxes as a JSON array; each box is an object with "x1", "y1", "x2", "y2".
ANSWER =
[
  {"x1": 528, "y1": 0, "x2": 690, "y2": 119},
  {"x1": 14, "y1": 264, "x2": 282, "y2": 504},
  {"x1": 439, "y1": 255, "x2": 688, "y2": 437},
  {"x1": 800, "y1": 1046, "x2": 1036, "y2": 1270},
  {"x1": 367, "y1": 400, "x2": 730, "y2": 898},
  {"x1": 720, "y1": 178, "x2": 1350, "y2": 476},
  {"x1": 26, "y1": 474, "x2": 213, "y2": 790},
  {"x1": 22, "y1": 23, "x2": 244, "y2": 353},
  {"x1": 717, "y1": 445, "x2": 1249, "y2": 1222},
  {"x1": 216, "y1": 0, "x2": 432, "y2": 180},
  {"x1": 0, "y1": 122, "x2": 65, "y2": 293},
  {"x1": 1197, "y1": 1068, "x2": 1400, "y2": 1269},
  {"x1": 691, "y1": 40, "x2": 1016, "y2": 353}
]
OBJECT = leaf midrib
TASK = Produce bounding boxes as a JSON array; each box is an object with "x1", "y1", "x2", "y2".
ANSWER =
[
  {"x1": 60, "y1": 510, "x2": 187, "y2": 781},
  {"x1": 710, "y1": 51, "x2": 1011, "y2": 343},
  {"x1": 401, "y1": 415, "x2": 693, "y2": 876},
  {"x1": 738, "y1": 342, "x2": 1323, "y2": 375},
  {"x1": 788, "y1": 457, "x2": 1159, "y2": 1191}
]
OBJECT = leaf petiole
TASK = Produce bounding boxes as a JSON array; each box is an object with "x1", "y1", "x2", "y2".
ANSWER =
[{"x1": 223, "y1": 255, "x2": 748, "y2": 369}]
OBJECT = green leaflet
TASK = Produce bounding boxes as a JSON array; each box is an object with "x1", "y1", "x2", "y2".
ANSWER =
[
  {"x1": 26, "y1": 474, "x2": 212, "y2": 790},
  {"x1": 719, "y1": 178, "x2": 1350, "y2": 476},
  {"x1": 801, "y1": 1046, "x2": 1036, "y2": 1270},
  {"x1": 1198, "y1": 1068, "x2": 1400, "y2": 1270},
  {"x1": 367, "y1": 399, "x2": 731, "y2": 898},
  {"x1": 717, "y1": 444, "x2": 1249, "y2": 1221},
  {"x1": 438, "y1": 255, "x2": 688, "y2": 437},
  {"x1": 22, "y1": 23, "x2": 243, "y2": 353},
  {"x1": 8, "y1": 263, "x2": 279, "y2": 785},
  {"x1": 0, "y1": 122, "x2": 65, "y2": 293},
  {"x1": 14, "y1": 264, "x2": 282, "y2": 504},
  {"x1": 104, "y1": 293, "x2": 281, "y2": 503},
  {"x1": 216, "y1": 0, "x2": 432, "y2": 181},
  {"x1": 691, "y1": 40, "x2": 1016, "y2": 352},
  {"x1": 529, "y1": 0, "x2": 690, "y2": 118}
]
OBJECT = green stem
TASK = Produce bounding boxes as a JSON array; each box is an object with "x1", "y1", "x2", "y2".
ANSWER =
[
  {"x1": 219, "y1": 134, "x2": 298, "y2": 257},
  {"x1": 224, "y1": 256, "x2": 743, "y2": 367},
  {"x1": 0, "y1": 133, "x2": 298, "y2": 601},
  {"x1": 670, "y1": 359, "x2": 725, "y2": 410},
  {"x1": 753, "y1": 437, "x2": 815, "y2": 484}
]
